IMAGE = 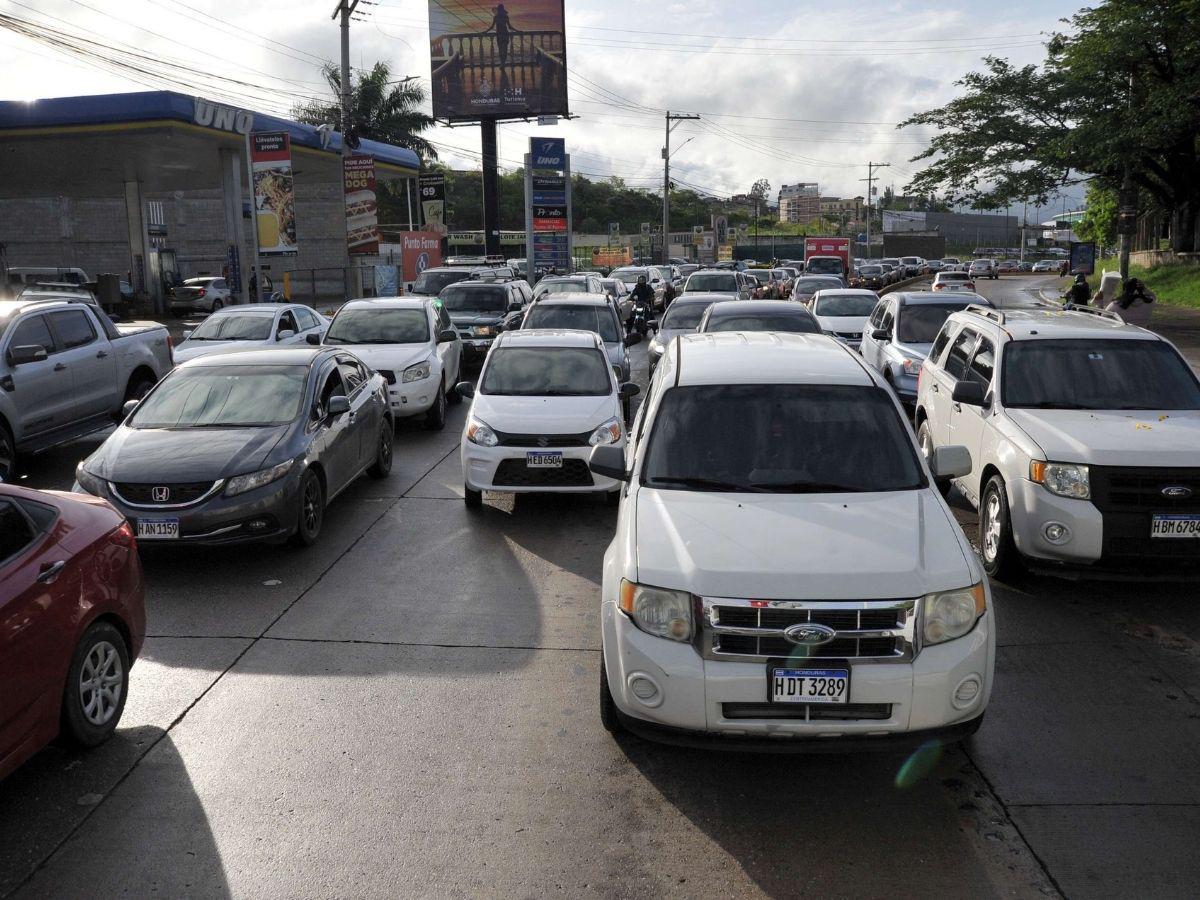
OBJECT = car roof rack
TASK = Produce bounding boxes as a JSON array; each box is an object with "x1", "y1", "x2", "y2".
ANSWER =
[
  {"x1": 1063, "y1": 303, "x2": 1125, "y2": 324},
  {"x1": 964, "y1": 304, "x2": 1005, "y2": 324}
]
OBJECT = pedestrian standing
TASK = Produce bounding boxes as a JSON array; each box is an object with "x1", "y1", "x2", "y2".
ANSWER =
[{"x1": 1105, "y1": 277, "x2": 1156, "y2": 328}]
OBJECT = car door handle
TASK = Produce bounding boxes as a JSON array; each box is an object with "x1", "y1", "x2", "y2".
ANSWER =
[
  {"x1": 96, "y1": 350, "x2": 109, "y2": 358},
  {"x1": 931, "y1": 383, "x2": 939, "y2": 393},
  {"x1": 953, "y1": 402, "x2": 962, "y2": 412},
  {"x1": 36, "y1": 560, "x2": 67, "y2": 584},
  {"x1": 53, "y1": 362, "x2": 67, "y2": 372}
]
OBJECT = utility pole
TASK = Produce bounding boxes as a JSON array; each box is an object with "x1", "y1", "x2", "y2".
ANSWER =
[
  {"x1": 662, "y1": 110, "x2": 700, "y2": 265},
  {"x1": 1117, "y1": 71, "x2": 1137, "y2": 279},
  {"x1": 860, "y1": 162, "x2": 889, "y2": 256},
  {"x1": 333, "y1": 0, "x2": 361, "y2": 296}
]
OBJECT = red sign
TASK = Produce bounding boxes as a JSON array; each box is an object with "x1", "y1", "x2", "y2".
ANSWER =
[
  {"x1": 533, "y1": 217, "x2": 568, "y2": 232},
  {"x1": 343, "y1": 155, "x2": 380, "y2": 255},
  {"x1": 401, "y1": 231, "x2": 444, "y2": 283}
]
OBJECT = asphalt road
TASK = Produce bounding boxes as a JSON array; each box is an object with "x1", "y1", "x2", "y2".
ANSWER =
[{"x1": 3, "y1": 275, "x2": 1198, "y2": 899}]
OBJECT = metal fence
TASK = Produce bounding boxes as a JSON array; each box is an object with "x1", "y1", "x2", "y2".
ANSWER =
[{"x1": 277, "y1": 265, "x2": 401, "y2": 311}]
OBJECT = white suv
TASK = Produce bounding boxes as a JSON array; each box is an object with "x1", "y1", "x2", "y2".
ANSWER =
[
  {"x1": 915, "y1": 305, "x2": 1200, "y2": 579},
  {"x1": 588, "y1": 332, "x2": 994, "y2": 750},
  {"x1": 458, "y1": 329, "x2": 639, "y2": 508}
]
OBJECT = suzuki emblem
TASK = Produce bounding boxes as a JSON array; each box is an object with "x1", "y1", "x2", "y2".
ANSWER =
[
  {"x1": 537, "y1": 436, "x2": 549, "y2": 448},
  {"x1": 783, "y1": 623, "x2": 837, "y2": 646},
  {"x1": 152, "y1": 486, "x2": 170, "y2": 502},
  {"x1": 1162, "y1": 486, "x2": 1193, "y2": 500}
]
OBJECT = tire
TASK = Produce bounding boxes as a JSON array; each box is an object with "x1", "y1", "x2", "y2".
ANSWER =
[
  {"x1": 464, "y1": 483, "x2": 483, "y2": 509},
  {"x1": 980, "y1": 474, "x2": 1023, "y2": 581},
  {"x1": 599, "y1": 657, "x2": 624, "y2": 735},
  {"x1": 60, "y1": 621, "x2": 130, "y2": 748},
  {"x1": 446, "y1": 379, "x2": 462, "y2": 405},
  {"x1": 425, "y1": 381, "x2": 447, "y2": 431},
  {"x1": 211, "y1": 298, "x2": 224, "y2": 312},
  {"x1": 123, "y1": 373, "x2": 156, "y2": 406},
  {"x1": 368, "y1": 423, "x2": 393, "y2": 479},
  {"x1": 917, "y1": 420, "x2": 952, "y2": 498},
  {"x1": 290, "y1": 469, "x2": 325, "y2": 546},
  {"x1": 0, "y1": 419, "x2": 16, "y2": 484}
]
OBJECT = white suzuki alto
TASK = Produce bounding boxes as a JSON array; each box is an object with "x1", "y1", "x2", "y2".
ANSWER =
[
  {"x1": 589, "y1": 331, "x2": 994, "y2": 750},
  {"x1": 458, "y1": 329, "x2": 640, "y2": 508}
]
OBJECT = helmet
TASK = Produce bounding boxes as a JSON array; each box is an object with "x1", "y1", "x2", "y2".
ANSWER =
[
  {"x1": 1074, "y1": 273, "x2": 1086, "y2": 284},
  {"x1": 637, "y1": 275, "x2": 647, "y2": 284}
]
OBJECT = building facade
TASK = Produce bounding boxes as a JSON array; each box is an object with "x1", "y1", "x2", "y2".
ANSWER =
[{"x1": 778, "y1": 183, "x2": 820, "y2": 224}]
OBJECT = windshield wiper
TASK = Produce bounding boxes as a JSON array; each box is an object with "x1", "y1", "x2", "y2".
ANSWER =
[
  {"x1": 749, "y1": 481, "x2": 869, "y2": 493},
  {"x1": 647, "y1": 476, "x2": 764, "y2": 492}
]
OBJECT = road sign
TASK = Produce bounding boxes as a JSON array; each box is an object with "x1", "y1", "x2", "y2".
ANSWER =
[{"x1": 530, "y1": 138, "x2": 566, "y2": 170}]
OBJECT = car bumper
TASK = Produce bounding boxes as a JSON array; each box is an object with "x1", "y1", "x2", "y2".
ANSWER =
[
  {"x1": 168, "y1": 300, "x2": 210, "y2": 314},
  {"x1": 1008, "y1": 477, "x2": 1104, "y2": 564},
  {"x1": 602, "y1": 602, "x2": 993, "y2": 750},
  {"x1": 387, "y1": 376, "x2": 438, "y2": 416},
  {"x1": 77, "y1": 470, "x2": 303, "y2": 545},
  {"x1": 462, "y1": 442, "x2": 622, "y2": 494}
]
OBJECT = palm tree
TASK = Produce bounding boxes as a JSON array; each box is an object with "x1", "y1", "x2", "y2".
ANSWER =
[{"x1": 295, "y1": 61, "x2": 437, "y2": 162}]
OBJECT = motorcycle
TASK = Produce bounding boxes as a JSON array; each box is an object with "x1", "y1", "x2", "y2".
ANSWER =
[{"x1": 627, "y1": 303, "x2": 653, "y2": 338}]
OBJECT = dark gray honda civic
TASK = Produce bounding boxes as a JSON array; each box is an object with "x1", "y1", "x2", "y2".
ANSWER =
[{"x1": 74, "y1": 347, "x2": 392, "y2": 547}]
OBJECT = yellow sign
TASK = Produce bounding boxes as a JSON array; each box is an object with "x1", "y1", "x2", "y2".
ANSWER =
[{"x1": 718, "y1": 243, "x2": 734, "y2": 261}]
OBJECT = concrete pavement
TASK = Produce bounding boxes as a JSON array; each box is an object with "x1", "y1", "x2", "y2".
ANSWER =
[{"x1": 2, "y1": 282, "x2": 1199, "y2": 898}]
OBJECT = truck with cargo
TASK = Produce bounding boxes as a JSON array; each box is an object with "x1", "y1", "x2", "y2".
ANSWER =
[{"x1": 804, "y1": 237, "x2": 851, "y2": 279}]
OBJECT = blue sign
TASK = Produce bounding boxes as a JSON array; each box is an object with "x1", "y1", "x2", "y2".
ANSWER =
[
  {"x1": 530, "y1": 137, "x2": 565, "y2": 170},
  {"x1": 533, "y1": 192, "x2": 566, "y2": 205}
]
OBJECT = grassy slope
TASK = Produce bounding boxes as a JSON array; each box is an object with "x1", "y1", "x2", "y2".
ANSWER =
[{"x1": 1087, "y1": 256, "x2": 1200, "y2": 309}]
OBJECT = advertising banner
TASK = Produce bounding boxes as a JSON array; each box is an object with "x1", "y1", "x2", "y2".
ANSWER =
[
  {"x1": 374, "y1": 265, "x2": 399, "y2": 297},
  {"x1": 343, "y1": 155, "x2": 380, "y2": 255},
  {"x1": 428, "y1": 0, "x2": 569, "y2": 121},
  {"x1": 401, "y1": 231, "x2": 444, "y2": 283},
  {"x1": 418, "y1": 173, "x2": 446, "y2": 235},
  {"x1": 250, "y1": 132, "x2": 297, "y2": 256},
  {"x1": 1069, "y1": 241, "x2": 1096, "y2": 275}
]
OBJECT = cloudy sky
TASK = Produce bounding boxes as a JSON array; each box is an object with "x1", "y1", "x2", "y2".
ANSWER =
[{"x1": 0, "y1": 0, "x2": 1087, "y2": 214}]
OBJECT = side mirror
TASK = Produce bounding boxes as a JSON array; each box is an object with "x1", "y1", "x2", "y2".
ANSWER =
[
  {"x1": 588, "y1": 444, "x2": 629, "y2": 482},
  {"x1": 951, "y1": 381, "x2": 986, "y2": 406},
  {"x1": 306, "y1": 332, "x2": 321, "y2": 345},
  {"x1": 508, "y1": 301, "x2": 521, "y2": 312},
  {"x1": 871, "y1": 328, "x2": 890, "y2": 341},
  {"x1": 931, "y1": 445, "x2": 972, "y2": 480},
  {"x1": 121, "y1": 399, "x2": 139, "y2": 419},
  {"x1": 182, "y1": 330, "x2": 193, "y2": 341},
  {"x1": 624, "y1": 332, "x2": 642, "y2": 346},
  {"x1": 619, "y1": 382, "x2": 640, "y2": 399},
  {"x1": 437, "y1": 329, "x2": 458, "y2": 344},
  {"x1": 277, "y1": 329, "x2": 296, "y2": 341},
  {"x1": 647, "y1": 319, "x2": 658, "y2": 330},
  {"x1": 326, "y1": 395, "x2": 350, "y2": 417},
  {"x1": 456, "y1": 381, "x2": 476, "y2": 399},
  {"x1": 7, "y1": 344, "x2": 48, "y2": 366}
]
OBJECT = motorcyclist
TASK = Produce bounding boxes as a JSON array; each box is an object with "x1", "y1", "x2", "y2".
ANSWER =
[
  {"x1": 1064, "y1": 273, "x2": 1091, "y2": 307},
  {"x1": 627, "y1": 275, "x2": 655, "y2": 331}
]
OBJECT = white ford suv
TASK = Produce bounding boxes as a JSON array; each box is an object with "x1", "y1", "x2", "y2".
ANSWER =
[
  {"x1": 915, "y1": 305, "x2": 1200, "y2": 579},
  {"x1": 589, "y1": 332, "x2": 994, "y2": 750}
]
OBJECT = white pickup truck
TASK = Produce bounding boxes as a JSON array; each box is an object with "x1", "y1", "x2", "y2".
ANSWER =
[{"x1": 0, "y1": 295, "x2": 172, "y2": 481}]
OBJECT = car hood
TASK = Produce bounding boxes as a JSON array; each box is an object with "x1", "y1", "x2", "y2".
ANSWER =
[
  {"x1": 329, "y1": 344, "x2": 431, "y2": 372},
  {"x1": 816, "y1": 315, "x2": 869, "y2": 332},
  {"x1": 471, "y1": 393, "x2": 617, "y2": 434},
  {"x1": 655, "y1": 327, "x2": 695, "y2": 347},
  {"x1": 633, "y1": 488, "x2": 971, "y2": 600},
  {"x1": 892, "y1": 341, "x2": 932, "y2": 360},
  {"x1": 449, "y1": 312, "x2": 505, "y2": 326},
  {"x1": 1007, "y1": 408, "x2": 1200, "y2": 466},
  {"x1": 173, "y1": 339, "x2": 263, "y2": 362},
  {"x1": 87, "y1": 424, "x2": 292, "y2": 482}
]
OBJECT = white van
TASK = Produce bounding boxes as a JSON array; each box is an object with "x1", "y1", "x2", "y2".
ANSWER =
[{"x1": 5, "y1": 266, "x2": 92, "y2": 289}]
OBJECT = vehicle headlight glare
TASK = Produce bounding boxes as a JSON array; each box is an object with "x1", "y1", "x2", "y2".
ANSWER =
[
  {"x1": 402, "y1": 361, "x2": 432, "y2": 383},
  {"x1": 922, "y1": 584, "x2": 986, "y2": 645},
  {"x1": 1030, "y1": 461, "x2": 1090, "y2": 499},
  {"x1": 466, "y1": 418, "x2": 498, "y2": 447},
  {"x1": 472, "y1": 325, "x2": 495, "y2": 337},
  {"x1": 75, "y1": 461, "x2": 106, "y2": 496},
  {"x1": 224, "y1": 459, "x2": 295, "y2": 497},
  {"x1": 588, "y1": 417, "x2": 623, "y2": 447},
  {"x1": 620, "y1": 580, "x2": 694, "y2": 642}
]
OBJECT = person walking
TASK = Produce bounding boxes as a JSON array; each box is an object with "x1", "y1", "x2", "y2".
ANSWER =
[{"x1": 1104, "y1": 277, "x2": 1157, "y2": 328}]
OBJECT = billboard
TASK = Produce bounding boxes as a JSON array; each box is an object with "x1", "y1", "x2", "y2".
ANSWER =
[
  {"x1": 428, "y1": 1, "x2": 569, "y2": 121},
  {"x1": 401, "y1": 231, "x2": 444, "y2": 283},
  {"x1": 343, "y1": 155, "x2": 380, "y2": 255},
  {"x1": 418, "y1": 173, "x2": 447, "y2": 234},
  {"x1": 1070, "y1": 240, "x2": 1096, "y2": 275},
  {"x1": 250, "y1": 132, "x2": 297, "y2": 256}
]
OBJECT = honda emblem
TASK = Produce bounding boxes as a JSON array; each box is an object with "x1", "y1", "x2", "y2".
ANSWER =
[{"x1": 152, "y1": 486, "x2": 170, "y2": 502}]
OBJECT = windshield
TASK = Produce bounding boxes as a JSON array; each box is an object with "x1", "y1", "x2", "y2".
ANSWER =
[
  {"x1": 685, "y1": 273, "x2": 737, "y2": 292},
  {"x1": 661, "y1": 302, "x2": 711, "y2": 330},
  {"x1": 815, "y1": 294, "x2": 877, "y2": 317},
  {"x1": 1003, "y1": 339, "x2": 1200, "y2": 410},
  {"x1": 706, "y1": 313, "x2": 819, "y2": 334},
  {"x1": 611, "y1": 268, "x2": 648, "y2": 285},
  {"x1": 439, "y1": 284, "x2": 507, "y2": 314},
  {"x1": 187, "y1": 314, "x2": 273, "y2": 341},
  {"x1": 524, "y1": 304, "x2": 619, "y2": 342},
  {"x1": 896, "y1": 303, "x2": 971, "y2": 344},
  {"x1": 806, "y1": 257, "x2": 845, "y2": 275},
  {"x1": 132, "y1": 366, "x2": 306, "y2": 428},
  {"x1": 859, "y1": 266, "x2": 883, "y2": 275},
  {"x1": 327, "y1": 308, "x2": 428, "y2": 344},
  {"x1": 480, "y1": 347, "x2": 611, "y2": 396},
  {"x1": 412, "y1": 271, "x2": 470, "y2": 295},
  {"x1": 643, "y1": 384, "x2": 924, "y2": 493}
]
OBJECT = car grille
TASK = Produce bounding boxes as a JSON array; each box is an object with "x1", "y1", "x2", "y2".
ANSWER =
[
  {"x1": 494, "y1": 429, "x2": 591, "y2": 448},
  {"x1": 492, "y1": 459, "x2": 594, "y2": 487},
  {"x1": 1090, "y1": 466, "x2": 1200, "y2": 511},
  {"x1": 702, "y1": 599, "x2": 914, "y2": 662},
  {"x1": 722, "y1": 703, "x2": 892, "y2": 721},
  {"x1": 1089, "y1": 467, "x2": 1200, "y2": 568},
  {"x1": 111, "y1": 481, "x2": 218, "y2": 507}
]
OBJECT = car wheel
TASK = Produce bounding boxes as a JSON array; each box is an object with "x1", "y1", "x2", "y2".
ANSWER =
[
  {"x1": 446, "y1": 378, "x2": 462, "y2": 405},
  {"x1": 464, "y1": 484, "x2": 483, "y2": 509},
  {"x1": 291, "y1": 469, "x2": 325, "y2": 546},
  {"x1": 123, "y1": 373, "x2": 156, "y2": 406},
  {"x1": 61, "y1": 621, "x2": 130, "y2": 748},
  {"x1": 368, "y1": 422, "x2": 393, "y2": 479},
  {"x1": 599, "y1": 657, "x2": 624, "y2": 735},
  {"x1": 425, "y1": 381, "x2": 447, "y2": 431},
  {"x1": 980, "y1": 475, "x2": 1023, "y2": 581},
  {"x1": 211, "y1": 298, "x2": 224, "y2": 312},
  {"x1": 917, "y1": 420, "x2": 951, "y2": 498},
  {"x1": 0, "y1": 420, "x2": 16, "y2": 483}
]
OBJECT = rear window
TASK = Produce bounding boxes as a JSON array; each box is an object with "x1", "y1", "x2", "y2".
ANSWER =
[
  {"x1": 661, "y1": 302, "x2": 712, "y2": 330},
  {"x1": 705, "y1": 312, "x2": 819, "y2": 334},
  {"x1": 685, "y1": 273, "x2": 737, "y2": 292},
  {"x1": 524, "y1": 304, "x2": 619, "y2": 342}
]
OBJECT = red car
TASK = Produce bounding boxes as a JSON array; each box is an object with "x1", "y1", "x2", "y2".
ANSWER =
[{"x1": 0, "y1": 484, "x2": 145, "y2": 781}]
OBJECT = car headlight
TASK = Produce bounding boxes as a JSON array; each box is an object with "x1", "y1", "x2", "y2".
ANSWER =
[
  {"x1": 922, "y1": 583, "x2": 986, "y2": 645},
  {"x1": 75, "y1": 461, "x2": 106, "y2": 496},
  {"x1": 466, "y1": 418, "x2": 498, "y2": 447},
  {"x1": 620, "y1": 580, "x2": 694, "y2": 642},
  {"x1": 224, "y1": 459, "x2": 295, "y2": 497},
  {"x1": 471, "y1": 325, "x2": 496, "y2": 337},
  {"x1": 1030, "y1": 461, "x2": 1090, "y2": 499},
  {"x1": 402, "y1": 361, "x2": 432, "y2": 383},
  {"x1": 900, "y1": 357, "x2": 922, "y2": 375},
  {"x1": 588, "y1": 417, "x2": 623, "y2": 446}
]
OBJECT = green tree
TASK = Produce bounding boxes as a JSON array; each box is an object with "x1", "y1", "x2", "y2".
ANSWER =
[
  {"x1": 294, "y1": 62, "x2": 437, "y2": 162},
  {"x1": 749, "y1": 178, "x2": 772, "y2": 203},
  {"x1": 1076, "y1": 182, "x2": 1118, "y2": 249}
]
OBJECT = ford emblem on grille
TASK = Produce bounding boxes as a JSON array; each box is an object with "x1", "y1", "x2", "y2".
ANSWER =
[
  {"x1": 152, "y1": 486, "x2": 170, "y2": 502},
  {"x1": 1162, "y1": 485, "x2": 1193, "y2": 499},
  {"x1": 783, "y1": 623, "x2": 836, "y2": 646}
]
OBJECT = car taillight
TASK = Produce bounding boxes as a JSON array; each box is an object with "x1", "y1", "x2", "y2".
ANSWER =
[
  {"x1": 197, "y1": 288, "x2": 207, "y2": 297},
  {"x1": 112, "y1": 520, "x2": 136, "y2": 548}
]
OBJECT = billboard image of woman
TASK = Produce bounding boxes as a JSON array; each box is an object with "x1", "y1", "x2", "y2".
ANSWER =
[{"x1": 428, "y1": 1, "x2": 568, "y2": 121}]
